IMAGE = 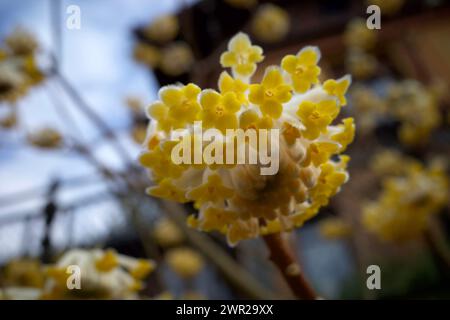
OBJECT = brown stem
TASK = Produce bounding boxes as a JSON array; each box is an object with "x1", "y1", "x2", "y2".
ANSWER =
[
  {"x1": 162, "y1": 201, "x2": 275, "y2": 300},
  {"x1": 263, "y1": 232, "x2": 317, "y2": 300}
]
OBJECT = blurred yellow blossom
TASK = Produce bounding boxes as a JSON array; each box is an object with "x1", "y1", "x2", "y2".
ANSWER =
[
  {"x1": 386, "y1": 80, "x2": 441, "y2": 147},
  {"x1": 363, "y1": 162, "x2": 449, "y2": 242},
  {"x1": 370, "y1": 149, "x2": 420, "y2": 177},
  {"x1": 153, "y1": 217, "x2": 185, "y2": 247},
  {"x1": 133, "y1": 42, "x2": 161, "y2": 68},
  {"x1": 160, "y1": 42, "x2": 194, "y2": 76},
  {"x1": 5, "y1": 27, "x2": 38, "y2": 56},
  {"x1": 2, "y1": 259, "x2": 45, "y2": 289},
  {"x1": 165, "y1": 247, "x2": 204, "y2": 279},
  {"x1": 0, "y1": 28, "x2": 44, "y2": 104},
  {"x1": 251, "y1": 4, "x2": 290, "y2": 44},
  {"x1": 143, "y1": 15, "x2": 179, "y2": 43},
  {"x1": 27, "y1": 127, "x2": 63, "y2": 149},
  {"x1": 43, "y1": 249, "x2": 155, "y2": 299}
]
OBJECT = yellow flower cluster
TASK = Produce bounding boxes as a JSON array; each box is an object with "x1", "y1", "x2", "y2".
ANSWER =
[
  {"x1": 43, "y1": 249, "x2": 155, "y2": 299},
  {"x1": 0, "y1": 27, "x2": 44, "y2": 105},
  {"x1": 251, "y1": 4, "x2": 290, "y2": 44},
  {"x1": 140, "y1": 32, "x2": 354, "y2": 245},
  {"x1": 386, "y1": 80, "x2": 441, "y2": 147},
  {"x1": 363, "y1": 162, "x2": 448, "y2": 242},
  {"x1": 370, "y1": 149, "x2": 419, "y2": 177}
]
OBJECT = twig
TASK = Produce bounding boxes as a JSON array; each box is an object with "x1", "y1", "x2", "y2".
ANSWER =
[
  {"x1": 263, "y1": 232, "x2": 317, "y2": 300},
  {"x1": 53, "y1": 71, "x2": 134, "y2": 165},
  {"x1": 161, "y1": 200, "x2": 275, "y2": 300}
]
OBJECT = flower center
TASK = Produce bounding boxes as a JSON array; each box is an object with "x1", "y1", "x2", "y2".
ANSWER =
[
  {"x1": 310, "y1": 110, "x2": 321, "y2": 120},
  {"x1": 215, "y1": 105, "x2": 224, "y2": 116},
  {"x1": 181, "y1": 100, "x2": 192, "y2": 110},
  {"x1": 237, "y1": 52, "x2": 248, "y2": 65},
  {"x1": 295, "y1": 65, "x2": 306, "y2": 75},
  {"x1": 265, "y1": 90, "x2": 274, "y2": 98}
]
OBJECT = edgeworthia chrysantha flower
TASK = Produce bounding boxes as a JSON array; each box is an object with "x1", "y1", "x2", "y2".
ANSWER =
[{"x1": 140, "y1": 32, "x2": 354, "y2": 245}]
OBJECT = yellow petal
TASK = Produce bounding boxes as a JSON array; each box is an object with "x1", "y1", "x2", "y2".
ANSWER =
[
  {"x1": 239, "y1": 109, "x2": 259, "y2": 128},
  {"x1": 275, "y1": 84, "x2": 292, "y2": 103},
  {"x1": 160, "y1": 86, "x2": 183, "y2": 107},
  {"x1": 220, "y1": 51, "x2": 237, "y2": 67},
  {"x1": 261, "y1": 100, "x2": 283, "y2": 118},
  {"x1": 147, "y1": 101, "x2": 168, "y2": 120},
  {"x1": 248, "y1": 84, "x2": 265, "y2": 104},
  {"x1": 218, "y1": 71, "x2": 233, "y2": 93},
  {"x1": 297, "y1": 47, "x2": 319, "y2": 65},
  {"x1": 235, "y1": 62, "x2": 255, "y2": 76},
  {"x1": 200, "y1": 90, "x2": 221, "y2": 110},
  {"x1": 183, "y1": 83, "x2": 201, "y2": 99},
  {"x1": 281, "y1": 55, "x2": 297, "y2": 74},
  {"x1": 222, "y1": 92, "x2": 241, "y2": 112},
  {"x1": 262, "y1": 68, "x2": 283, "y2": 88},
  {"x1": 229, "y1": 32, "x2": 251, "y2": 52}
]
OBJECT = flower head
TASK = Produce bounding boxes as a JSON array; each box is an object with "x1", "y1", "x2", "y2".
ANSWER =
[
  {"x1": 282, "y1": 47, "x2": 321, "y2": 93},
  {"x1": 323, "y1": 76, "x2": 351, "y2": 106},
  {"x1": 200, "y1": 89, "x2": 240, "y2": 133},
  {"x1": 249, "y1": 67, "x2": 292, "y2": 118},
  {"x1": 220, "y1": 33, "x2": 264, "y2": 78},
  {"x1": 147, "y1": 83, "x2": 201, "y2": 131},
  {"x1": 297, "y1": 100, "x2": 339, "y2": 139},
  {"x1": 140, "y1": 33, "x2": 354, "y2": 245}
]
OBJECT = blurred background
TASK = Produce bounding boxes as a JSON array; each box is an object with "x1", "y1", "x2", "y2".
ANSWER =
[{"x1": 0, "y1": 0, "x2": 449, "y2": 299}]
